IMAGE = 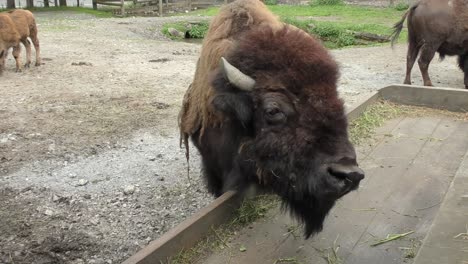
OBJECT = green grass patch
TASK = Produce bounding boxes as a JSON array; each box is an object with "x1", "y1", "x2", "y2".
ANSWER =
[
  {"x1": 162, "y1": 21, "x2": 209, "y2": 40},
  {"x1": 169, "y1": 195, "x2": 279, "y2": 264},
  {"x1": 265, "y1": 0, "x2": 279, "y2": 5},
  {"x1": 267, "y1": 5, "x2": 402, "y2": 24},
  {"x1": 187, "y1": 4, "x2": 404, "y2": 25},
  {"x1": 162, "y1": 22, "x2": 187, "y2": 40},
  {"x1": 181, "y1": 6, "x2": 219, "y2": 16},
  {"x1": 27, "y1": 7, "x2": 114, "y2": 18},
  {"x1": 393, "y1": 1, "x2": 410, "y2": 11},
  {"x1": 310, "y1": 0, "x2": 344, "y2": 6},
  {"x1": 166, "y1": 4, "x2": 407, "y2": 48},
  {"x1": 279, "y1": 17, "x2": 398, "y2": 48}
]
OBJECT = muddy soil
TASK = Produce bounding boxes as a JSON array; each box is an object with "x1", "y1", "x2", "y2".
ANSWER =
[{"x1": 0, "y1": 11, "x2": 464, "y2": 264}]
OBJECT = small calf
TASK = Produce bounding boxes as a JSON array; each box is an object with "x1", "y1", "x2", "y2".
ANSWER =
[
  {"x1": 0, "y1": 13, "x2": 21, "y2": 75},
  {"x1": 6, "y1": 9, "x2": 41, "y2": 68}
]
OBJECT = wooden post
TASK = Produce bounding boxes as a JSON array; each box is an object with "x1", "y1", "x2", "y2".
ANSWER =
[
  {"x1": 26, "y1": 0, "x2": 34, "y2": 8},
  {"x1": 92, "y1": 0, "x2": 97, "y2": 9},
  {"x1": 7, "y1": 0, "x2": 16, "y2": 9},
  {"x1": 159, "y1": 0, "x2": 163, "y2": 16},
  {"x1": 121, "y1": 0, "x2": 125, "y2": 16}
]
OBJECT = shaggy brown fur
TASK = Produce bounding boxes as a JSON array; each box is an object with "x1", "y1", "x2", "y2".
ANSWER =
[
  {"x1": 179, "y1": 0, "x2": 282, "y2": 142},
  {"x1": 391, "y1": 0, "x2": 468, "y2": 88},
  {"x1": 179, "y1": 0, "x2": 364, "y2": 238},
  {"x1": 0, "y1": 13, "x2": 21, "y2": 75},
  {"x1": 5, "y1": 9, "x2": 41, "y2": 68}
]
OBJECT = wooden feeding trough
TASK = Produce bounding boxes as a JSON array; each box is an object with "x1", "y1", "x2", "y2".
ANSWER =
[{"x1": 124, "y1": 84, "x2": 468, "y2": 264}]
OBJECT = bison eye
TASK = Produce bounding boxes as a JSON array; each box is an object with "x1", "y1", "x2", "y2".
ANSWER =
[{"x1": 265, "y1": 107, "x2": 286, "y2": 124}]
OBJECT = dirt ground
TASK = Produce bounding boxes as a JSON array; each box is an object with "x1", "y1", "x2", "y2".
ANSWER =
[{"x1": 0, "y1": 11, "x2": 465, "y2": 264}]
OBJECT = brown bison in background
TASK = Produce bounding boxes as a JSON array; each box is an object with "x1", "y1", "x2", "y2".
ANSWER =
[
  {"x1": 391, "y1": 0, "x2": 468, "y2": 88},
  {"x1": 0, "y1": 9, "x2": 40, "y2": 74},
  {"x1": 179, "y1": 0, "x2": 364, "y2": 238},
  {"x1": 7, "y1": 9, "x2": 41, "y2": 68},
  {"x1": 0, "y1": 13, "x2": 21, "y2": 75}
]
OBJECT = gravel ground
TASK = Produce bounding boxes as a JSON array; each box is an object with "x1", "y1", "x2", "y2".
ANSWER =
[{"x1": 0, "y1": 10, "x2": 464, "y2": 264}]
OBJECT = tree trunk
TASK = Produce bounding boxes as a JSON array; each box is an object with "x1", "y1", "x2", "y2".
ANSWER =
[
  {"x1": 7, "y1": 0, "x2": 16, "y2": 8},
  {"x1": 44, "y1": 0, "x2": 50, "y2": 7},
  {"x1": 59, "y1": 0, "x2": 67, "y2": 6},
  {"x1": 92, "y1": 0, "x2": 97, "y2": 9},
  {"x1": 76, "y1": 0, "x2": 80, "y2": 6},
  {"x1": 26, "y1": 0, "x2": 34, "y2": 8}
]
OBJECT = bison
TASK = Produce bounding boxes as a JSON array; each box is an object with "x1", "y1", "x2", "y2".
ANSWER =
[
  {"x1": 0, "y1": 13, "x2": 21, "y2": 75},
  {"x1": 391, "y1": 0, "x2": 468, "y2": 88},
  {"x1": 179, "y1": 0, "x2": 364, "y2": 238},
  {"x1": 6, "y1": 9, "x2": 41, "y2": 68}
]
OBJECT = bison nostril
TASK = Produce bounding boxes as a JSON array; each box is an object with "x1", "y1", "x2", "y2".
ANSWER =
[{"x1": 328, "y1": 163, "x2": 365, "y2": 183}]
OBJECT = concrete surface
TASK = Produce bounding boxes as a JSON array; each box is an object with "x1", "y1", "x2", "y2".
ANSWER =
[
  {"x1": 123, "y1": 191, "x2": 241, "y2": 264},
  {"x1": 198, "y1": 114, "x2": 468, "y2": 264},
  {"x1": 413, "y1": 146, "x2": 468, "y2": 264}
]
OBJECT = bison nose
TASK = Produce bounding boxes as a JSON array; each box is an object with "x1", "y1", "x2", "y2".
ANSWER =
[{"x1": 328, "y1": 163, "x2": 365, "y2": 184}]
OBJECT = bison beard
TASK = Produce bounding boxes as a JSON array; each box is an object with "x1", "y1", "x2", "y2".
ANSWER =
[{"x1": 181, "y1": 0, "x2": 364, "y2": 239}]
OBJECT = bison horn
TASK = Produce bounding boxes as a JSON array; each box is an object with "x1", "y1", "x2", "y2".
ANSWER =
[{"x1": 220, "y1": 57, "x2": 255, "y2": 91}]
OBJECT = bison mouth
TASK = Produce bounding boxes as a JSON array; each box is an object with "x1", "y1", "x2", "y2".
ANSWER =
[
  {"x1": 327, "y1": 162, "x2": 364, "y2": 198},
  {"x1": 279, "y1": 164, "x2": 364, "y2": 239},
  {"x1": 330, "y1": 172, "x2": 361, "y2": 198}
]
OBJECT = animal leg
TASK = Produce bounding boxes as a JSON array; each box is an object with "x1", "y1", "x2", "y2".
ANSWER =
[
  {"x1": 417, "y1": 44, "x2": 437, "y2": 87},
  {"x1": 404, "y1": 41, "x2": 420, "y2": 85},
  {"x1": 30, "y1": 28, "x2": 41, "y2": 66},
  {"x1": 201, "y1": 159, "x2": 224, "y2": 197},
  {"x1": 22, "y1": 38, "x2": 32, "y2": 68},
  {"x1": 0, "y1": 50, "x2": 5, "y2": 75},
  {"x1": 459, "y1": 54, "x2": 468, "y2": 89},
  {"x1": 12, "y1": 45, "x2": 22, "y2": 73}
]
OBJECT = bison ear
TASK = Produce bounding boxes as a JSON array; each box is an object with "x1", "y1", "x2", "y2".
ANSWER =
[
  {"x1": 212, "y1": 92, "x2": 253, "y2": 126},
  {"x1": 210, "y1": 57, "x2": 255, "y2": 126},
  {"x1": 220, "y1": 57, "x2": 256, "y2": 91}
]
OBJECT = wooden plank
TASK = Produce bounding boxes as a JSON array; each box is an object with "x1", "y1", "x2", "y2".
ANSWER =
[
  {"x1": 413, "y1": 150, "x2": 468, "y2": 264},
  {"x1": 346, "y1": 118, "x2": 468, "y2": 264},
  {"x1": 345, "y1": 91, "x2": 379, "y2": 121},
  {"x1": 381, "y1": 85, "x2": 468, "y2": 112}
]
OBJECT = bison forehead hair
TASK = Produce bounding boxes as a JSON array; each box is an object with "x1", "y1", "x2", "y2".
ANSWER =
[{"x1": 227, "y1": 25, "x2": 340, "y2": 100}]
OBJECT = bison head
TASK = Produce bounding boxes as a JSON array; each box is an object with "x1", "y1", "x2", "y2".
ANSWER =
[{"x1": 210, "y1": 26, "x2": 364, "y2": 238}]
